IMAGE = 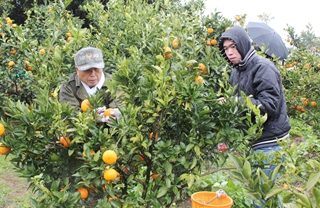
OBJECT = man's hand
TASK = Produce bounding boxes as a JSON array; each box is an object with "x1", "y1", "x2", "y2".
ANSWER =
[
  {"x1": 95, "y1": 107, "x2": 121, "y2": 123},
  {"x1": 217, "y1": 97, "x2": 226, "y2": 104}
]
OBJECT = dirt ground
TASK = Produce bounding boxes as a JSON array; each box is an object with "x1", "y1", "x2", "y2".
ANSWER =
[{"x1": 0, "y1": 168, "x2": 32, "y2": 208}]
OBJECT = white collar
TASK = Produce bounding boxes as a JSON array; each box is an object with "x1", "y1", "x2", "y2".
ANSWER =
[{"x1": 81, "y1": 72, "x2": 105, "y2": 96}]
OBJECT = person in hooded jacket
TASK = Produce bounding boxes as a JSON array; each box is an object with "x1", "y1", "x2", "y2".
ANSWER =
[
  {"x1": 218, "y1": 25, "x2": 291, "y2": 151},
  {"x1": 218, "y1": 25, "x2": 291, "y2": 207}
]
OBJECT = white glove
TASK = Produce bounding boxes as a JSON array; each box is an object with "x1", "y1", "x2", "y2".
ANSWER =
[
  {"x1": 95, "y1": 107, "x2": 121, "y2": 123},
  {"x1": 109, "y1": 108, "x2": 121, "y2": 119},
  {"x1": 94, "y1": 106, "x2": 107, "y2": 123},
  {"x1": 217, "y1": 97, "x2": 226, "y2": 104}
]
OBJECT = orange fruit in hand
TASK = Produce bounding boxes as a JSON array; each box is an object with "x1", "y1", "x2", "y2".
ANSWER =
[
  {"x1": 104, "y1": 168, "x2": 118, "y2": 181},
  {"x1": 103, "y1": 108, "x2": 116, "y2": 117},
  {"x1": 0, "y1": 124, "x2": 5, "y2": 136},
  {"x1": 81, "y1": 99, "x2": 92, "y2": 112},
  {"x1": 207, "y1": 28, "x2": 214, "y2": 34},
  {"x1": 77, "y1": 187, "x2": 88, "y2": 199},
  {"x1": 102, "y1": 150, "x2": 117, "y2": 165},
  {"x1": 59, "y1": 136, "x2": 71, "y2": 147},
  {"x1": 0, "y1": 143, "x2": 10, "y2": 155}
]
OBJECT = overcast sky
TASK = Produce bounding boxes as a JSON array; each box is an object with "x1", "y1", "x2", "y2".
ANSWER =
[{"x1": 203, "y1": 0, "x2": 320, "y2": 40}]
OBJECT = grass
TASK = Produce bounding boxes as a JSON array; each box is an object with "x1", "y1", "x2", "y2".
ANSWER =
[{"x1": 0, "y1": 155, "x2": 33, "y2": 208}]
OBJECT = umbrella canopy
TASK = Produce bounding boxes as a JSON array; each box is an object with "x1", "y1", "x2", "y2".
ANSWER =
[{"x1": 246, "y1": 22, "x2": 288, "y2": 60}]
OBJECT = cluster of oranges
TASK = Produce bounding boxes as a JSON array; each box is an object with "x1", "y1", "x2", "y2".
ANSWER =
[
  {"x1": 205, "y1": 27, "x2": 218, "y2": 46},
  {"x1": 292, "y1": 98, "x2": 316, "y2": 113},
  {"x1": 66, "y1": 32, "x2": 72, "y2": 43},
  {"x1": 102, "y1": 150, "x2": 119, "y2": 182}
]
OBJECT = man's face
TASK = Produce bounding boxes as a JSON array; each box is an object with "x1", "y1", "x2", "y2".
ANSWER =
[
  {"x1": 76, "y1": 67, "x2": 103, "y2": 87},
  {"x1": 223, "y1": 39, "x2": 242, "y2": 64}
]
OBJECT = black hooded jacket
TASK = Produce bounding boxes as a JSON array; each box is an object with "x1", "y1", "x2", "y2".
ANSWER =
[{"x1": 218, "y1": 26, "x2": 291, "y2": 150}]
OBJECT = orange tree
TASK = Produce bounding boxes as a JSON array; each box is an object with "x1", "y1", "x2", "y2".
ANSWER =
[
  {"x1": 0, "y1": 0, "x2": 267, "y2": 207},
  {"x1": 281, "y1": 25, "x2": 320, "y2": 133}
]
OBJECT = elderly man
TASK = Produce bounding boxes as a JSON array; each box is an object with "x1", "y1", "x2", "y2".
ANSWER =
[{"x1": 59, "y1": 47, "x2": 120, "y2": 121}]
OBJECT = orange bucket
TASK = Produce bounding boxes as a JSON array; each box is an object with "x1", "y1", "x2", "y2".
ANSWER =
[{"x1": 191, "y1": 191, "x2": 233, "y2": 208}]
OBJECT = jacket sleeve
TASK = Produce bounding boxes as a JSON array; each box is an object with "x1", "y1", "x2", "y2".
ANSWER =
[
  {"x1": 59, "y1": 82, "x2": 81, "y2": 110},
  {"x1": 250, "y1": 65, "x2": 281, "y2": 118}
]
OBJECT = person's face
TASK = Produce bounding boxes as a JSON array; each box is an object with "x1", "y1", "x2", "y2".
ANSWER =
[
  {"x1": 76, "y1": 67, "x2": 103, "y2": 87},
  {"x1": 223, "y1": 39, "x2": 242, "y2": 64}
]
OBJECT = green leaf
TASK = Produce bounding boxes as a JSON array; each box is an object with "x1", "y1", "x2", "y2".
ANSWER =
[
  {"x1": 242, "y1": 160, "x2": 252, "y2": 179},
  {"x1": 164, "y1": 161, "x2": 172, "y2": 176},
  {"x1": 312, "y1": 188, "x2": 320, "y2": 206},
  {"x1": 229, "y1": 171, "x2": 244, "y2": 182},
  {"x1": 194, "y1": 145, "x2": 200, "y2": 156},
  {"x1": 282, "y1": 193, "x2": 294, "y2": 203},
  {"x1": 265, "y1": 187, "x2": 284, "y2": 199},
  {"x1": 306, "y1": 172, "x2": 320, "y2": 191},
  {"x1": 186, "y1": 143, "x2": 194, "y2": 152},
  {"x1": 228, "y1": 153, "x2": 243, "y2": 170},
  {"x1": 157, "y1": 186, "x2": 168, "y2": 198},
  {"x1": 293, "y1": 192, "x2": 312, "y2": 207}
]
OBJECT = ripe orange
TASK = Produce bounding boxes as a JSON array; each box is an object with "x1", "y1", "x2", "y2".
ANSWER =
[
  {"x1": 77, "y1": 187, "x2": 89, "y2": 199},
  {"x1": 311, "y1": 101, "x2": 316, "y2": 107},
  {"x1": 210, "y1": 39, "x2": 217, "y2": 45},
  {"x1": 59, "y1": 136, "x2": 71, "y2": 147},
  {"x1": 139, "y1": 154, "x2": 145, "y2": 161},
  {"x1": 123, "y1": 166, "x2": 130, "y2": 173},
  {"x1": 66, "y1": 32, "x2": 72, "y2": 37},
  {"x1": 198, "y1": 63, "x2": 206, "y2": 75},
  {"x1": 82, "y1": 150, "x2": 95, "y2": 157},
  {"x1": 8, "y1": 61, "x2": 14, "y2": 67},
  {"x1": 6, "y1": 19, "x2": 12, "y2": 25},
  {"x1": 108, "y1": 196, "x2": 118, "y2": 201},
  {"x1": 165, "y1": 53, "x2": 172, "y2": 59},
  {"x1": 206, "y1": 40, "x2": 211, "y2": 46},
  {"x1": 195, "y1": 76, "x2": 203, "y2": 85},
  {"x1": 66, "y1": 37, "x2": 72, "y2": 42},
  {"x1": 163, "y1": 46, "x2": 172, "y2": 59},
  {"x1": 0, "y1": 124, "x2": 5, "y2": 136},
  {"x1": 102, "y1": 150, "x2": 117, "y2": 165},
  {"x1": 149, "y1": 132, "x2": 154, "y2": 139},
  {"x1": 151, "y1": 173, "x2": 158, "y2": 180},
  {"x1": 103, "y1": 108, "x2": 116, "y2": 117},
  {"x1": 172, "y1": 38, "x2": 181, "y2": 49},
  {"x1": 104, "y1": 168, "x2": 118, "y2": 181},
  {"x1": 283, "y1": 184, "x2": 289, "y2": 189},
  {"x1": 0, "y1": 143, "x2": 10, "y2": 155},
  {"x1": 207, "y1": 27, "x2": 214, "y2": 34},
  {"x1": 39, "y1": 49, "x2": 46, "y2": 55},
  {"x1": 81, "y1": 99, "x2": 92, "y2": 112},
  {"x1": 163, "y1": 46, "x2": 172, "y2": 54}
]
